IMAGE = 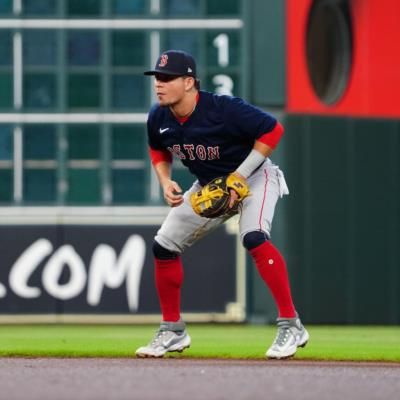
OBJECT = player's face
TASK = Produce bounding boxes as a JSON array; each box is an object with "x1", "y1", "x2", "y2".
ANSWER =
[{"x1": 154, "y1": 74, "x2": 190, "y2": 106}]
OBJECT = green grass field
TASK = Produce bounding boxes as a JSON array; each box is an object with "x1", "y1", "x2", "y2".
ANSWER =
[{"x1": 0, "y1": 324, "x2": 399, "y2": 362}]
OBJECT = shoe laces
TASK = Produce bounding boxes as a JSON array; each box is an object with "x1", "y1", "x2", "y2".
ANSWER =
[
  {"x1": 150, "y1": 329, "x2": 169, "y2": 346},
  {"x1": 273, "y1": 321, "x2": 292, "y2": 346}
]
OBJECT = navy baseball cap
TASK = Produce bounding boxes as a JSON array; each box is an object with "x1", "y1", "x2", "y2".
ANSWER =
[{"x1": 144, "y1": 50, "x2": 196, "y2": 78}]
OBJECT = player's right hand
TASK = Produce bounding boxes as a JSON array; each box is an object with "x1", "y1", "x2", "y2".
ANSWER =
[{"x1": 162, "y1": 180, "x2": 184, "y2": 207}]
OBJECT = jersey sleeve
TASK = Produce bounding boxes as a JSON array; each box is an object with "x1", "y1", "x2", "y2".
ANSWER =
[
  {"x1": 256, "y1": 121, "x2": 284, "y2": 149},
  {"x1": 148, "y1": 146, "x2": 172, "y2": 165},
  {"x1": 146, "y1": 104, "x2": 173, "y2": 165},
  {"x1": 147, "y1": 105, "x2": 163, "y2": 150},
  {"x1": 222, "y1": 96, "x2": 279, "y2": 142}
]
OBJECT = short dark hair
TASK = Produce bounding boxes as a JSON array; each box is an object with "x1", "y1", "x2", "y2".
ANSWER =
[{"x1": 182, "y1": 76, "x2": 200, "y2": 90}]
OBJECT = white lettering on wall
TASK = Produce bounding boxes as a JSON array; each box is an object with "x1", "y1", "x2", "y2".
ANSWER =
[
  {"x1": 8, "y1": 238, "x2": 53, "y2": 298},
  {"x1": 2, "y1": 235, "x2": 146, "y2": 311},
  {"x1": 0, "y1": 283, "x2": 6, "y2": 298},
  {"x1": 87, "y1": 235, "x2": 146, "y2": 311},
  {"x1": 42, "y1": 245, "x2": 87, "y2": 300}
]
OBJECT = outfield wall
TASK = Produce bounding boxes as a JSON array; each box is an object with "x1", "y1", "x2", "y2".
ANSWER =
[
  {"x1": 0, "y1": 0, "x2": 399, "y2": 325},
  {"x1": 0, "y1": 208, "x2": 246, "y2": 323},
  {"x1": 247, "y1": 0, "x2": 400, "y2": 325},
  {"x1": 247, "y1": 115, "x2": 400, "y2": 325}
]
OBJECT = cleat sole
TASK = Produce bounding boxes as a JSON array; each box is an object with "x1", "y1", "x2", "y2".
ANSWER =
[
  {"x1": 299, "y1": 340, "x2": 308, "y2": 348},
  {"x1": 136, "y1": 343, "x2": 190, "y2": 358},
  {"x1": 171, "y1": 344, "x2": 190, "y2": 354}
]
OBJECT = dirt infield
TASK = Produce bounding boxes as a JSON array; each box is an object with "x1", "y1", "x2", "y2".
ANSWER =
[{"x1": 1, "y1": 358, "x2": 399, "y2": 400}]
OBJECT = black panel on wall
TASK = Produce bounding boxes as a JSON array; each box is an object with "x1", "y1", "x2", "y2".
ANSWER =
[
  {"x1": 350, "y1": 119, "x2": 399, "y2": 324},
  {"x1": 306, "y1": 117, "x2": 350, "y2": 323},
  {"x1": 248, "y1": 0, "x2": 285, "y2": 106},
  {"x1": 269, "y1": 114, "x2": 400, "y2": 324},
  {"x1": 0, "y1": 225, "x2": 237, "y2": 316}
]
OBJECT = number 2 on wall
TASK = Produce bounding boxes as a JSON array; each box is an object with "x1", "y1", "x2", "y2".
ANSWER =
[{"x1": 212, "y1": 75, "x2": 234, "y2": 96}]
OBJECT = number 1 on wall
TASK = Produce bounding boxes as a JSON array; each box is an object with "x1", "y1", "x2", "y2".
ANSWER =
[{"x1": 213, "y1": 33, "x2": 229, "y2": 67}]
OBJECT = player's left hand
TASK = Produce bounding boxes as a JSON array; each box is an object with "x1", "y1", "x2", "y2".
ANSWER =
[
  {"x1": 190, "y1": 172, "x2": 250, "y2": 219},
  {"x1": 228, "y1": 189, "x2": 239, "y2": 209},
  {"x1": 228, "y1": 171, "x2": 246, "y2": 208}
]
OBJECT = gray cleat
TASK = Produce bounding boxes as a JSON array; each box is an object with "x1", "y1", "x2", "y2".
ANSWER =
[
  {"x1": 266, "y1": 316, "x2": 309, "y2": 359},
  {"x1": 135, "y1": 320, "x2": 191, "y2": 358}
]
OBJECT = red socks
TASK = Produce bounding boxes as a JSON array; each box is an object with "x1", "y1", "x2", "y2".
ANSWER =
[
  {"x1": 154, "y1": 257, "x2": 183, "y2": 322},
  {"x1": 249, "y1": 241, "x2": 296, "y2": 318},
  {"x1": 155, "y1": 242, "x2": 295, "y2": 321}
]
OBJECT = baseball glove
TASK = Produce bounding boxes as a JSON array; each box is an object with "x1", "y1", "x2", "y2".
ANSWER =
[{"x1": 190, "y1": 174, "x2": 250, "y2": 218}]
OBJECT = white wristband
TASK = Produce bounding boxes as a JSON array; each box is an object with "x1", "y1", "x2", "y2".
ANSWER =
[{"x1": 235, "y1": 149, "x2": 266, "y2": 178}]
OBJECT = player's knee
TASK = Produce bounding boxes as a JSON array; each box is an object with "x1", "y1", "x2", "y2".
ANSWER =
[
  {"x1": 152, "y1": 240, "x2": 178, "y2": 260},
  {"x1": 242, "y1": 231, "x2": 269, "y2": 251}
]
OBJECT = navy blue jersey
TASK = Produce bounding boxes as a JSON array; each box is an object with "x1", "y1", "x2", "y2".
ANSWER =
[{"x1": 147, "y1": 91, "x2": 277, "y2": 185}]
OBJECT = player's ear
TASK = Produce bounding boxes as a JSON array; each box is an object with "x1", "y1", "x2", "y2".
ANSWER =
[{"x1": 184, "y1": 76, "x2": 195, "y2": 91}]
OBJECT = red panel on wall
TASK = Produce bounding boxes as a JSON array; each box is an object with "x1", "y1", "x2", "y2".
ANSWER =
[{"x1": 287, "y1": 0, "x2": 400, "y2": 118}]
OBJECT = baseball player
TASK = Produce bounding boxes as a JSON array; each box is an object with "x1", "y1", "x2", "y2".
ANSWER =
[{"x1": 136, "y1": 50, "x2": 309, "y2": 359}]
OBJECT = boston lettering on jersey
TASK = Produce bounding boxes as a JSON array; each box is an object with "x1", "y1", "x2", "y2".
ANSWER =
[
  {"x1": 167, "y1": 144, "x2": 220, "y2": 161},
  {"x1": 147, "y1": 91, "x2": 277, "y2": 185}
]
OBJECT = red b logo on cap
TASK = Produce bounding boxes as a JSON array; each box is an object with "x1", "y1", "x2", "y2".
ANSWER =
[{"x1": 159, "y1": 54, "x2": 168, "y2": 67}]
